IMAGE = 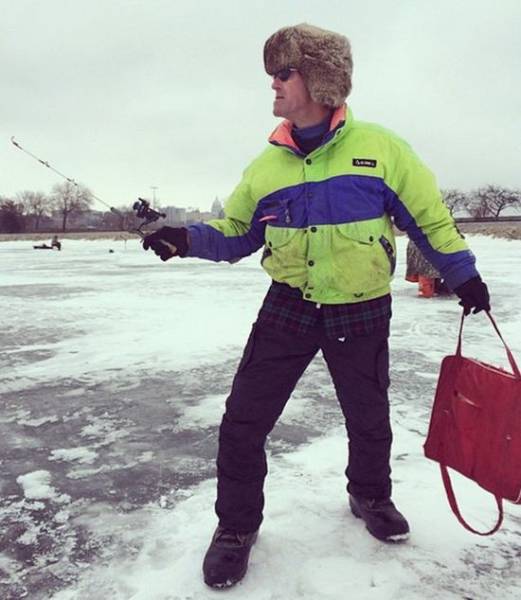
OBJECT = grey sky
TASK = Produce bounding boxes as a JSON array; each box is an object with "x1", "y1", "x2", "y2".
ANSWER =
[{"x1": 2, "y1": 0, "x2": 521, "y2": 212}]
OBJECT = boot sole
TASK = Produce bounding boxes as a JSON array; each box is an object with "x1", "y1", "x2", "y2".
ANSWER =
[
  {"x1": 205, "y1": 564, "x2": 248, "y2": 590},
  {"x1": 207, "y1": 574, "x2": 245, "y2": 590}
]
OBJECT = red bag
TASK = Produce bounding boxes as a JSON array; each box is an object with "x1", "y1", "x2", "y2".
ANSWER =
[{"x1": 424, "y1": 311, "x2": 521, "y2": 535}]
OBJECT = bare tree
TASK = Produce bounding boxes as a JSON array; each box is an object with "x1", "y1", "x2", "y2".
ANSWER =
[
  {"x1": 0, "y1": 197, "x2": 26, "y2": 233},
  {"x1": 465, "y1": 193, "x2": 490, "y2": 219},
  {"x1": 51, "y1": 181, "x2": 93, "y2": 231},
  {"x1": 485, "y1": 186, "x2": 521, "y2": 218},
  {"x1": 441, "y1": 189, "x2": 467, "y2": 216},
  {"x1": 17, "y1": 190, "x2": 52, "y2": 231},
  {"x1": 466, "y1": 185, "x2": 521, "y2": 219}
]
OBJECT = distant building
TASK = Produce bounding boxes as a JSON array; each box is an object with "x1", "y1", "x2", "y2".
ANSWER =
[
  {"x1": 164, "y1": 206, "x2": 187, "y2": 225},
  {"x1": 211, "y1": 197, "x2": 224, "y2": 218},
  {"x1": 173, "y1": 207, "x2": 214, "y2": 224},
  {"x1": 153, "y1": 205, "x2": 216, "y2": 226}
]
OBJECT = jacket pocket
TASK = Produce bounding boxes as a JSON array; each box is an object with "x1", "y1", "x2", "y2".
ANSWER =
[
  {"x1": 264, "y1": 224, "x2": 298, "y2": 249},
  {"x1": 259, "y1": 197, "x2": 292, "y2": 225},
  {"x1": 331, "y1": 220, "x2": 393, "y2": 295},
  {"x1": 335, "y1": 220, "x2": 384, "y2": 245},
  {"x1": 336, "y1": 221, "x2": 396, "y2": 276},
  {"x1": 262, "y1": 226, "x2": 307, "y2": 288},
  {"x1": 379, "y1": 235, "x2": 396, "y2": 275}
]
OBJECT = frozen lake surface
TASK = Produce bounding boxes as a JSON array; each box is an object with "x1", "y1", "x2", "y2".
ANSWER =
[{"x1": 1, "y1": 235, "x2": 520, "y2": 599}]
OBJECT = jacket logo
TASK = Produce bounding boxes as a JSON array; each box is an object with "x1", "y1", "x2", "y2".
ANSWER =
[{"x1": 353, "y1": 158, "x2": 377, "y2": 168}]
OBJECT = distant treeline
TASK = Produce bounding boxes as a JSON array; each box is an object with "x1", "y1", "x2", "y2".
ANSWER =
[{"x1": 1, "y1": 184, "x2": 520, "y2": 233}]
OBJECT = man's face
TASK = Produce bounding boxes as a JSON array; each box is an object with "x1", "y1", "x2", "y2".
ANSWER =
[{"x1": 271, "y1": 69, "x2": 315, "y2": 123}]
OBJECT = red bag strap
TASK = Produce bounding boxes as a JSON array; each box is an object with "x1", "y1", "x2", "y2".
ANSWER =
[
  {"x1": 440, "y1": 465, "x2": 504, "y2": 535},
  {"x1": 456, "y1": 310, "x2": 521, "y2": 379}
]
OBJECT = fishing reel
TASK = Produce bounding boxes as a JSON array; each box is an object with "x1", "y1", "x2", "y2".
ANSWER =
[{"x1": 132, "y1": 198, "x2": 166, "y2": 236}]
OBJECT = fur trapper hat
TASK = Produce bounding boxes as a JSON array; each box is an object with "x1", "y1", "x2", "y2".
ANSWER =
[{"x1": 263, "y1": 23, "x2": 352, "y2": 108}]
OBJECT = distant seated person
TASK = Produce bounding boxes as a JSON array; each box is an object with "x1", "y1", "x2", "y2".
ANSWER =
[
  {"x1": 405, "y1": 240, "x2": 451, "y2": 297},
  {"x1": 34, "y1": 235, "x2": 62, "y2": 251}
]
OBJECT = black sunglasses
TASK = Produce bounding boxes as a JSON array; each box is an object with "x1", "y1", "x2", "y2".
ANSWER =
[{"x1": 271, "y1": 67, "x2": 298, "y2": 82}]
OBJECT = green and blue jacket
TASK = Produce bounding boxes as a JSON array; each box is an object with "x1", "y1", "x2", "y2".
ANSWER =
[{"x1": 187, "y1": 106, "x2": 478, "y2": 304}]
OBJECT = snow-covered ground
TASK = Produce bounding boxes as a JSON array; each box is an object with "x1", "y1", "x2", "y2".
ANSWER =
[{"x1": 1, "y1": 234, "x2": 520, "y2": 599}]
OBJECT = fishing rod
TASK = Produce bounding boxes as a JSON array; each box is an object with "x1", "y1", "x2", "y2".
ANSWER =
[{"x1": 10, "y1": 136, "x2": 166, "y2": 237}]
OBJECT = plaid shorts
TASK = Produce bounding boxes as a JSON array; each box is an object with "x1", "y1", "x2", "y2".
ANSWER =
[{"x1": 257, "y1": 281, "x2": 391, "y2": 339}]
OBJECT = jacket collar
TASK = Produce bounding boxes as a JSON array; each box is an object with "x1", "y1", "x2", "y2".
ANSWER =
[{"x1": 268, "y1": 104, "x2": 350, "y2": 155}]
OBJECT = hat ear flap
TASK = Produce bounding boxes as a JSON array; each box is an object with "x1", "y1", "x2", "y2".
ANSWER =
[{"x1": 300, "y1": 54, "x2": 352, "y2": 108}]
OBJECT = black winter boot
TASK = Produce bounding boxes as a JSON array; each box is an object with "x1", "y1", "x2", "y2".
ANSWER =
[
  {"x1": 349, "y1": 495, "x2": 409, "y2": 542},
  {"x1": 202, "y1": 526, "x2": 258, "y2": 589}
]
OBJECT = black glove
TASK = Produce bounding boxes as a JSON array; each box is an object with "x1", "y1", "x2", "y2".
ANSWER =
[
  {"x1": 142, "y1": 227, "x2": 189, "y2": 261},
  {"x1": 454, "y1": 276, "x2": 490, "y2": 316}
]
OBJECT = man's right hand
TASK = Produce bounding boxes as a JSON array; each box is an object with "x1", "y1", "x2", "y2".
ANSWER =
[{"x1": 143, "y1": 226, "x2": 189, "y2": 261}]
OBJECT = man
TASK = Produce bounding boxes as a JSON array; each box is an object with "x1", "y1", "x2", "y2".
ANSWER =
[{"x1": 144, "y1": 24, "x2": 490, "y2": 589}]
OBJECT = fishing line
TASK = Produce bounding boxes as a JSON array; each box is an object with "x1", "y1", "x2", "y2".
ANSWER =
[{"x1": 10, "y1": 136, "x2": 165, "y2": 237}]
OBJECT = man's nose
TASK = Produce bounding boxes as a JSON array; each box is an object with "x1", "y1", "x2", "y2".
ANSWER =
[{"x1": 271, "y1": 78, "x2": 281, "y2": 91}]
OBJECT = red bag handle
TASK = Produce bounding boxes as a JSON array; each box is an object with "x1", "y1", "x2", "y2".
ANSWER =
[
  {"x1": 440, "y1": 465, "x2": 504, "y2": 535},
  {"x1": 456, "y1": 310, "x2": 521, "y2": 379}
]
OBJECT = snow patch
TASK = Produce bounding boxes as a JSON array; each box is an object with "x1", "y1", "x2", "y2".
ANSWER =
[
  {"x1": 16, "y1": 470, "x2": 71, "y2": 503},
  {"x1": 50, "y1": 447, "x2": 98, "y2": 464},
  {"x1": 19, "y1": 414, "x2": 60, "y2": 427},
  {"x1": 173, "y1": 394, "x2": 227, "y2": 430}
]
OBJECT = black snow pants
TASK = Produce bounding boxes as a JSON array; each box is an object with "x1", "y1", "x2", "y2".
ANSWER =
[{"x1": 215, "y1": 320, "x2": 393, "y2": 533}]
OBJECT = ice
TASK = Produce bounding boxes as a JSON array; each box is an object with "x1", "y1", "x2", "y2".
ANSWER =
[{"x1": 0, "y1": 235, "x2": 520, "y2": 599}]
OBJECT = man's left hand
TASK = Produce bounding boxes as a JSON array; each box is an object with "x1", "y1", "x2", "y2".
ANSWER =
[{"x1": 454, "y1": 276, "x2": 490, "y2": 316}]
